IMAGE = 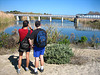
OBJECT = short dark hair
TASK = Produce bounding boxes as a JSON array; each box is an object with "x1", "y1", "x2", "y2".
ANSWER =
[
  {"x1": 23, "y1": 20, "x2": 29, "y2": 27},
  {"x1": 35, "y1": 21, "x2": 41, "y2": 27}
]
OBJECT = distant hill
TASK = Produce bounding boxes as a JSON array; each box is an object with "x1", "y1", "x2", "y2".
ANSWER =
[
  {"x1": 5, "y1": 10, "x2": 51, "y2": 15},
  {"x1": 88, "y1": 11, "x2": 100, "y2": 15},
  {"x1": 5, "y1": 10, "x2": 42, "y2": 15},
  {"x1": 77, "y1": 11, "x2": 100, "y2": 16}
]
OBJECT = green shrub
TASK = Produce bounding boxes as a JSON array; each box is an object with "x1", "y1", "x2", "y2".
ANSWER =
[
  {"x1": 90, "y1": 34, "x2": 99, "y2": 48},
  {"x1": 44, "y1": 44, "x2": 74, "y2": 64},
  {"x1": 74, "y1": 35, "x2": 80, "y2": 44},
  {"x1": 0, "y1": 31, "x2": 19, "y2": 48},
  {"x1": 80, "y1": 36, "x2": 87, "y2": 43},
  {"x1": 0, "y1": 32, "x2": 10, "y2": 47},
  {"x1": 58, "y1": 35, "x2": 70, "y2": 45}
]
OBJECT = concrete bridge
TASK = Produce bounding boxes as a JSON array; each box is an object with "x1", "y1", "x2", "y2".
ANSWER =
[
  {"x1": 13, "y1": 14, "x2": 100, "y2": 27},
  {"x1": 13, "y1": 14, "x2": 76, "y2": 22},
  {"x1": 14, "y1": 14, "x2": 100, "y2": 21}
]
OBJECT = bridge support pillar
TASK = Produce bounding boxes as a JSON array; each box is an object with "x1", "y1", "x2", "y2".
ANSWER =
[
  {"x1": 16, "y1": 16, "x2": 19, "y2": 21},
  {"x1": 27, "y1": 16, "x2": 30, "y2": 21},
  {"x1": 62, "y1": 17, "x2": 63, "y2": 22},
  {"x1": 38, "y1": 16, "x2": 40, "y2": 21},
  {"x1": 50, "y1": 17, "x2": 52, "y2": 22},
  {"x1": 74, "y1": 18, "x2": 79, "y2": 27}
]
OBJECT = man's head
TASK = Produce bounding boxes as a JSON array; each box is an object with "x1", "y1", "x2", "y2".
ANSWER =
[
  {"x1": 23, "y1": 20, "x2": 29, "y2": 27},
  {"x1": 35, "y1": 21, "x2": 41, "y2": 27}
]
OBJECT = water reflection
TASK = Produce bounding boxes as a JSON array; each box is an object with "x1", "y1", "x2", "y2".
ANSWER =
[
  {"x1": 1, "y1": 20, "x2": 100, "y2": 42},
  {"x1": 16, "y1": 21, "x2": 19, "y2": 25},
  {"x1": 50, "y1": 22, "x2": 51, "y2": 26},
  {"x1": 61, "y1": 22, "x2": 63, "y2": 26},
  {"x1": 82, "y1": 23, "x2": 100, "y2": 30},
  {"x1": 74, "y1": 23, "x2": 78, "y2": 29}
]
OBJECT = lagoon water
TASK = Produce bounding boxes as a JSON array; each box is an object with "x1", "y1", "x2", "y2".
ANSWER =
[{"x1": 4, "y1": 19, "x2": 100, "y2": 42}]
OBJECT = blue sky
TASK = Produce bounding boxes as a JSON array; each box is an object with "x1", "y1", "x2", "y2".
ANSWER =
[{"x1": 0, "y1": 0, "x2": 100, "y2": 15}]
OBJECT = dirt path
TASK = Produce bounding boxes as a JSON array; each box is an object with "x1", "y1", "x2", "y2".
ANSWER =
[{"x1": 0, "y1": 48, "x2": 100, "y2": 75}]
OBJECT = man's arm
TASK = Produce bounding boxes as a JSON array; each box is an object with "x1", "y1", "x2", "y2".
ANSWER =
[
  {"x1": 29, "y1": 38, "x2": 34, "y2": 48},
  {"x1": 28, "y1": 24, "x2": 33, "y2": 30}
]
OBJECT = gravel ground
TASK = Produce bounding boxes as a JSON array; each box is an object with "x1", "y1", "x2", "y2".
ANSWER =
[{"x1": 0, "y1": 48, "x2": 100, "y2": 75}]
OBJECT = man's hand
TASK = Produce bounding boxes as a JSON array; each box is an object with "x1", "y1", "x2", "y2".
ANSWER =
[
  {"x1": 30, "y1": 45, "x2": 33, "y2": 48},
  {"x1": 28, "y1": 24, "x2": 32, "y2": 30},
  {"x1": 29, "y1": 38, "x2": 34, "y2": 48}
]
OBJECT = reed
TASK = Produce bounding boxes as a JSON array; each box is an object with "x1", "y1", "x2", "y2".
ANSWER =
[
  {"x1": 79, "y1": 18, "x2": 100, "y2": 25},
  {"x1": 0, "y1": 11, "x2": 15, "y2": 24}
]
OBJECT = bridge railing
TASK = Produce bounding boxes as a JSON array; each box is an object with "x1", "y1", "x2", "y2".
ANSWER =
[{"x1": 13, "y1": 14, "x2": 76, "y2": 18}]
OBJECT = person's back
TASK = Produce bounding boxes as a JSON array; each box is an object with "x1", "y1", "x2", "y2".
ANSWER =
[
  {"x1": 19, "y1": 28, "x2": 31, "y2": 41},
  {"x1": 17, "y1": 20, "x2": 33, "y2": 74},
  {"x1": 29, "y1": 21, "x2": 47, "y2": 74},
  {"x1": 30, "y1": 28, "x2": 47, "y2": 48}
]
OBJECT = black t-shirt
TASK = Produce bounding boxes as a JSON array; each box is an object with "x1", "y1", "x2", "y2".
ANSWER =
[{"x1": 30, "y1": 28, "x2": 47, "y2": 45}]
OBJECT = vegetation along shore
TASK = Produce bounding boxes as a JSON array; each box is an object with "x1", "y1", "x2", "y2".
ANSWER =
[{"x1": 0, "y1": 11, "x2": 15, "y2": 24}]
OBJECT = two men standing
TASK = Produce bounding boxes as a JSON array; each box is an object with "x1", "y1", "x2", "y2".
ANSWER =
[{"x1": 18, "y1": 20, "x2": 47, "y2": 74}]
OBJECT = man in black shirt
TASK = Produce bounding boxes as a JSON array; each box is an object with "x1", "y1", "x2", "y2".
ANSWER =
[{"x1": 29, "y1": 21, "x2": 47, "y2": 74}]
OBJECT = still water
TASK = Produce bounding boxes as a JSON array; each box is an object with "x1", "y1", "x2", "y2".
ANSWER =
[{"x1": 4, "y1": 20, "x2": 100, "y2": 42}]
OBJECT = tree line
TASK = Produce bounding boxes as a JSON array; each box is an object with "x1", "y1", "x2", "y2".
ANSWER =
[{"x1": 5, "y1": 10, "x2": 51, "y2": 15}]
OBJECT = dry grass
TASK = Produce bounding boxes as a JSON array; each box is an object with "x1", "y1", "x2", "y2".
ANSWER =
[
  {"x1": 0, "y1": 47, "x2": 18, "y2": 55},
  {"x1": 0, "y1": 11, "x2": 15, "y2": 24},
  {"x1": 64, "y1": 18, "x2": 74, "y2": 21},
  {"x1": 21, "y1": 16, "x2": 36, "y2": 21},
  {"x1": 69, "y1": 44, "x2": 100, "y2": 65},
  {"x1": 70, "y1": 56, "x2": 89, "y2": 65},
  {"x1": 78, "y1": 18, "x2": 100, "y2": 23}
]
